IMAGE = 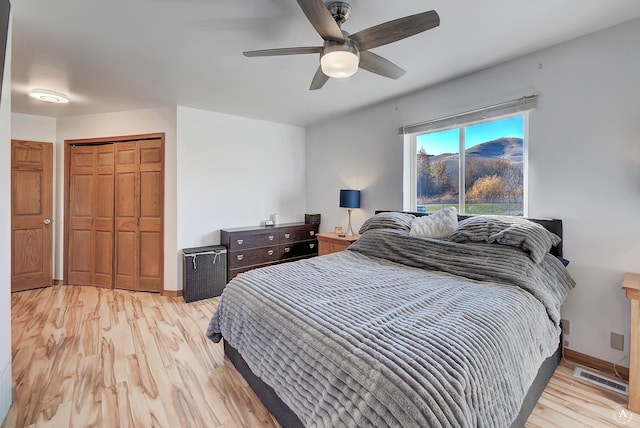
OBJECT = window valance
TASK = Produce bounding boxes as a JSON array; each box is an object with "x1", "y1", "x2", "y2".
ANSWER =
[{"x1": 399, "y1": 94, "x2": 537, "y2": 135}]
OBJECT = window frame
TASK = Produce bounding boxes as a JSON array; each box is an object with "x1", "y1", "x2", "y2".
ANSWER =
[{"x1": 403, "y1": 111, "x2": 530, "y2": 216}]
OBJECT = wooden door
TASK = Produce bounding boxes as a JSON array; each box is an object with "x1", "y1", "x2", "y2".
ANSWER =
[
  {"x1": 67, "y1": 144, "x2": 114, "y2": 287},
  {"x1": 11, "y1": 140, "x2": 53, "y2": 292},
  {"x1": 114, "y1": 139, "x2": 164, "y2": 292}
]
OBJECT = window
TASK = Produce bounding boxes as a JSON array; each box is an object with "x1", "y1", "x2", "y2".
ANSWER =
[{"x1": 404, "y1": 111, "x2": 530, "y2": 216}]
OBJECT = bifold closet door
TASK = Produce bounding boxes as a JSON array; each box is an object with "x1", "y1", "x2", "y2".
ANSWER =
[
  {"x1": 67, "y1": 145, "x2": 115, "y2": 287},
  {"x1": 114, "y1": 139, "x2": 164, "y2": 292}
]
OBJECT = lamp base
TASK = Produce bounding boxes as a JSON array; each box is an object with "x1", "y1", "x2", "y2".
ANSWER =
[{"x1": 345, "y1": 209, "x2": 355, "y2": 237}]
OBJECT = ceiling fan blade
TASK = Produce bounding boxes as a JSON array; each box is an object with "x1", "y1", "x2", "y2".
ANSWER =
[
  {"x1": 243, "y1": 46, "x2": 323, "y2": 57},
  {"x1": 358, "y1": 51, "x2": 405, "y2": 79},
  {"x1": 310, "y1": 66, "x2": 329, "y2": 90},
  {"x1": 350, "y1": 10, "x2": 439, "y2": 51},
  {"x1": 296, "y1": 0, "x2": 344, "y2": 41}
]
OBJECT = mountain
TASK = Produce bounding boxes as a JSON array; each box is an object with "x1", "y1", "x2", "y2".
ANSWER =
[
  {"x1": 465, "y1": 137, "x2": 523, "y2": 162},
  {"x1": 428, "y1": 137, "x2": 523, "y2": 161},
  {"x1": 427, "y1": 137, "x2": 523, "y2": 178}
]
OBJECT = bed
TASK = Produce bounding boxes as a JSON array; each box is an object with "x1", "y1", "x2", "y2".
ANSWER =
[{"x1": 207, "y1": 211, "x2": 575, "y2": 427}]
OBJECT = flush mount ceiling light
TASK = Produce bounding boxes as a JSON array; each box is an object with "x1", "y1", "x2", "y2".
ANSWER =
[
  {"x1": 29, "y1": 88, "x2": 69, "y2": 103},
  {"x1": 320, "y1": 42, "x2": 360, "y2": 78}
]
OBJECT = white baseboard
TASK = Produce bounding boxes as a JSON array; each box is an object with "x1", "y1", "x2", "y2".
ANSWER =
[{"x1": 0, "y1": 359, "x2": 11, "y2": 424}]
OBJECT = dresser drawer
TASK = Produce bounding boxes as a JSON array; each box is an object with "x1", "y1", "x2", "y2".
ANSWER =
[
  {"x1": 228, "y1": 230, "x2": 279, "y2": 250},
  {"x1": 228, "y1": 265, "x2": 261, "y2": 281},
  {"x1": 229, "y1": 245, "x2": 281, "y2": 269},
  {"x1": 319, "y1": 240, "x2": 351, "y2": 256},
  {"x1": 280, "y1": 226, "x2": 317, "y2": 243},
  {"x1": 316, "y1": 232, "x2": 359, "y2": 256},
  {"x1": 281, "y1": 240, "x2": 318, "y2": 260},
  {"x1": 221, "y1": 222, "x2": 320, "y2": 284}
]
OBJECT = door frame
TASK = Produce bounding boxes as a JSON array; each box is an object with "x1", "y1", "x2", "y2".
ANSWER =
[{"x1": 63, "y1": 132, "x2": 165, "y2": 287}]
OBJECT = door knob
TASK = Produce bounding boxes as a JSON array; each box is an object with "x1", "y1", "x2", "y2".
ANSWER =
[{"x1": 43, "y1": 219, "x2": 52, "y2": 225}]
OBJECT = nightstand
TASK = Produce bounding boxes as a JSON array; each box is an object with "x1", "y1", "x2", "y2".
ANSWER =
[
  {"x1": 317, "y1": 232, "x2": 359, "y2": 256},
  {"x1": 622, "y1": 272, "x2": 640, "y2": 413}
]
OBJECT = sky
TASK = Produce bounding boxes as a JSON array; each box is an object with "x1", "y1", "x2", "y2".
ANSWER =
[{"x1": 417, "y1": 115, "x2": 524, "y2": 156}]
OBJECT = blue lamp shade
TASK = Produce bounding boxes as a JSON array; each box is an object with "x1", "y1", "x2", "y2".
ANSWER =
[{"x1": 339, "y1": 189, "x2": 360, "y2": 209}]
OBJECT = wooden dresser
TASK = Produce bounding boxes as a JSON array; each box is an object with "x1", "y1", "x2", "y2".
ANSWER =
[{"x1": 220, "y1": 222, "x2": 319, "y2": 281}]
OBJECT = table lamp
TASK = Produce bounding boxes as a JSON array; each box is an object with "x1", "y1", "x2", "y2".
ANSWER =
[{"x1": 339, "y1": 189, "x2": 360, "y2": 237}]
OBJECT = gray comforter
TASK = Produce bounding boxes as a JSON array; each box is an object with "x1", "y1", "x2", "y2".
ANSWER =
[{"x1": 207, "y1": 229, "x2": 575, "y2": 427}]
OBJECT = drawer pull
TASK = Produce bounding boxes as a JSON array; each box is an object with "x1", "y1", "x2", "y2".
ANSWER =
[
  {"x1": 237, "y1": 239, "x2": 244, "y2": 245},
  {"x1": 268, "y1": 235, "x2": 274, "y2": 241},
  {"x1": 309, "y1": 243, "x2": 315, "y2": 249},
  {"x1": 237, "y1": 255, "x2": 244, "y2": 261},
  {"x1": 284, "y1": 247, "x2": 290, "y2": 253},
  {"x1": 284, "y1": 233, "x2": 290, "y2": 239},
  {"x1": 309, "y1": 231, "x2": 315, "y2": 236},
  {"x1": 268, "y1": 249, "x2": 274, "y2": 256}
]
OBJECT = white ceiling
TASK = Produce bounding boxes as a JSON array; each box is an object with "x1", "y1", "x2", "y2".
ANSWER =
[{"x1": 10, "y1": 0, "x2": 640, "y2": 127}]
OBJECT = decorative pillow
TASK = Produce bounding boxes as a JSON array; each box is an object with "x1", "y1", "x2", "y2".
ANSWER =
[
  {"x1": 449, "y1": 215, "x2": 561, "y2": 263},
  {"x1": 409, "y1": 207, "x2": 458, "y2": 239},
  {"x1": 358, "y1": 212, "x2": 415, "y2": 234}
]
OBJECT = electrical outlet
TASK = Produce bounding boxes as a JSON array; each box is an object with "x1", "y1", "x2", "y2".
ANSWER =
[
  {"x1": 611, "y1": 332, "x2": 624, "y2": 351},
  {"x1": 560, "y1": 318, "x2": 570, "y2": 335}
]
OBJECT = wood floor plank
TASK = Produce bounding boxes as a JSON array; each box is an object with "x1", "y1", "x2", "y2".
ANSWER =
[
  {"x1": 2, "y1": 285, "x2": 637, "y2": 428},
  {"x1": 133, "y1": 318, "x2": 164, "y2": 371},
  {"x1": 149, "y1": 366, "x2": 191, "y2": 428},
  {"x1": 34, "y1": 400, "x2": 71, "y2": 428},
  {"x1": 114, "y1": 381, "x2": 136, "y2": 428},
  {"x1": 124, "y1": 354, "x2": 169, "y2": 428},
  {"x1": 69, "y1": 356, "x2": 102, "y2": 427}
]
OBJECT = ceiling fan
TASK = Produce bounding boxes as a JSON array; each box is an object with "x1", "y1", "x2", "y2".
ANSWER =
[{"x1": 243, "y1": 0, "x2": 440, "y2": 90}]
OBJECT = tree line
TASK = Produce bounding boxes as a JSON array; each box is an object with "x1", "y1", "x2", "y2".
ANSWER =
[{"x1": 417, "y1": 148, "x2": 523, "y2": 204}]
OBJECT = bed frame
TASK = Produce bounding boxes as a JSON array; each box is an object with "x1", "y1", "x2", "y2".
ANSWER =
[{"x1": 223, "y1": 213, "x2": 565, "y2": 427}]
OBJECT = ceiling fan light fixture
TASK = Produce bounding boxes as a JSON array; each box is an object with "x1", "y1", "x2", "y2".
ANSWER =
[
  {"x1": 242, "y1": 1, "x2": 440, "y2": 90},
  {"x1": 321, "y1": 45, "x2": 360, "y2": 78},
  {"x1": 29, "y1": 88, "x2": 69, "y2": 103}
]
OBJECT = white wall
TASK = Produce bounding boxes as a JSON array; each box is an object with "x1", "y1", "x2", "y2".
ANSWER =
[
  {"x1": 19, "y1": 105, "x2": 306, "y2": 293},
  {"x1": 0, "y1": 15, "x2": 11, "y2": 423},
  {"x1": 306, "y1": 101, "x2": 404, "y2": 235},
  {"x1": 306, "y1": 18, "x2": 640, "y2": 365},
  {"x1": 11, "y1": 112, "x2": 55, "y2": 142},
  {"x1": 56, "y1": 107, "x2": 179, "y2": 289},
  {"x1": 176, "y1": 106, "x2": 306, "y2": 289}
]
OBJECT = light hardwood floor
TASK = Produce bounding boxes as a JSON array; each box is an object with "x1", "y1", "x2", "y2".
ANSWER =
[{"x1": 1, "y1": 286, "x2": 635, "y2": 428}]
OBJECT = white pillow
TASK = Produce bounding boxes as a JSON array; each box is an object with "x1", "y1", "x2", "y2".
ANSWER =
[{"x1": 409, "y1": 207, "x2": 458, "y2": 239}]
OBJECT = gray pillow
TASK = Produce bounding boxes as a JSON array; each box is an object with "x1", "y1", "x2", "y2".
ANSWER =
[
  {"x1": 449, "y1": 215, "x2": 561, "y2": 263},
  {"x1": 359, "y1": 212, "x2": 415, "y2": 234}
]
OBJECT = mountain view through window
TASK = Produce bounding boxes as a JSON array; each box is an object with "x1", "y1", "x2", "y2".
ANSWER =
[{"x1": 416, "y1": 115, "x2": 524, "y2": 215}]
